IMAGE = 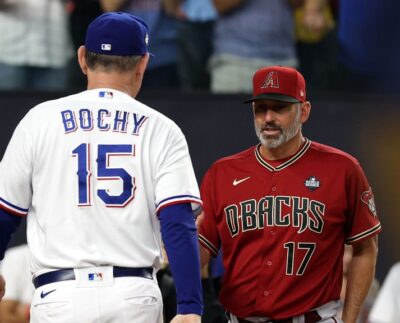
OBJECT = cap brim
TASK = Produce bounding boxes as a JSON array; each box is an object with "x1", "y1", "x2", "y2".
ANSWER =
[{"x1": 244, "y1": 93, "x2": 301, "y2": 104}]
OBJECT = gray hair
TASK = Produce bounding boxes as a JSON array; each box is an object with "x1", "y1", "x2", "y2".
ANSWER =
[{"x1": 84, "y1": 51, "x2": 142, "y2": 73}]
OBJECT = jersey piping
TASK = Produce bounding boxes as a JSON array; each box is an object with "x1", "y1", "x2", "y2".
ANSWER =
[
  {"x1": 156, "y1": 195, "x2": 202, "y2": 212},
  {"x1": 198, "y1": 234, "x2": 219, "y2": 257},
  {"x1": 0, "y1": 197, "x2": 28, "y2": 216},
  {"x1": 346, "y1": 223, "x2": 382, "y2": 243},
  {"x1": 254, "y1": 138, "x2": 311, "y2": 172}
]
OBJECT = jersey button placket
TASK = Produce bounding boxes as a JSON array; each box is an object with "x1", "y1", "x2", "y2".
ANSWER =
[{"x1": 270, "y1": 171, "x2": 278, "y2": 193}]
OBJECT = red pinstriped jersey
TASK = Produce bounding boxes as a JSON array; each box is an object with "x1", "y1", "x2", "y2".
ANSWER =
[{"x1": 198, "y1": 139, "x2": 381, "y2": 320}]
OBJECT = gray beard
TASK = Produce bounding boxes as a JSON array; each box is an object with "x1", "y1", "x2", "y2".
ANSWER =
[{"x1": 255, "y1": 109, "x2": 302, "y2": 149}]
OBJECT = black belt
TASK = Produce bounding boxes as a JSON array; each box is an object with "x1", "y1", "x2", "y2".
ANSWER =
[
  {"x1": 33, "y1": 267, "x2": 153, "y2": 288},
  {"x1": 236, "y1": 310, "x2": 321, "y2": 323}
]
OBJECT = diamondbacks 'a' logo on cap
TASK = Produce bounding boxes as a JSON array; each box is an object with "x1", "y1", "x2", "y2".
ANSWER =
[
  {"x1": 361, "y1": 188, "x2": 377, "y2": 218},
  {"x1": 261, "y1": 71, "x2": 279, "y2": 89}
]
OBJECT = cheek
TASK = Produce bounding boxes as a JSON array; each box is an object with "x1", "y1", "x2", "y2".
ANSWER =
[{"x1": 254, "y1": 115, "x2": 263, "y2": 126}]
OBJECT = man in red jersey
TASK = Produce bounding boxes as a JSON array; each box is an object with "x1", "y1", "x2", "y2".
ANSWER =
[{"x1": 197, "y1": 66, "x2": 381, "y2": 323}]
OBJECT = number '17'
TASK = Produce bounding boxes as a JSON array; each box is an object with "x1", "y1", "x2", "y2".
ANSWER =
[{"x1": 72, "y1": 143, "x2": 135, "y2": 207}]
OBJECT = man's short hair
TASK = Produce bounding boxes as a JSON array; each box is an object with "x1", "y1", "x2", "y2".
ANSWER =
[{"x1": 84, "y1": 51, "x2": 142, "y2": 73}]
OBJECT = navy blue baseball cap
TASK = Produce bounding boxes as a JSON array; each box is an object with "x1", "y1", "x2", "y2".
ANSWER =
[{"x1": 85, "y1": 12, "x2": 151, "y2": 56}]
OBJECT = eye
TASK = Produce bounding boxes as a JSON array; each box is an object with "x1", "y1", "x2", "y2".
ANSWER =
[{"x1": 254, "y1": 104, "x2": 268, "y2": 114}]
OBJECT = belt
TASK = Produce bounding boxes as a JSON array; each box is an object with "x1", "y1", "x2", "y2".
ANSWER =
[
  {"x1": 236, "y1": 310, "x2": 321, "y2": 323},
  {"x1": 33, "y1": 267, "x2": 153, "y2": 288}
]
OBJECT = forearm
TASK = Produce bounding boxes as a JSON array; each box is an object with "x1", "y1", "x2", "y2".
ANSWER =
[
  {"x1": 0, "y1": 208, "x2": 22, "y2": 260},
  {"x1": 159, "y1": 204, "x2": 203, "y2": 315},
  {"x1": 199, "y1": 244, "x2": 211, "y2": 269},
  {"x1": 342, "y1": 238, "x2": 378, "y2": 323}
]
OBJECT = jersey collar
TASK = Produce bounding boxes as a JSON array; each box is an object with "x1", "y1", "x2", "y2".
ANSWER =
[{"x1": 254, "y1": 138, "x2": 311, "y2": 172}]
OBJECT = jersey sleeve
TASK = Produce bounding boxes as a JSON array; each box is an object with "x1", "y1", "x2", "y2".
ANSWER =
[
  {"x1": 345, "y1": 162, "x2": 382, "y2": 244},
  {"x1": 198, "y1": 166, "x2": 220, "y2": 257},
  {"x1": 154, "y1": 124, "x2": 201, "y2": 212},
  {"x1": 0, "y1": 119, "x2": 33, "y2": 216}
]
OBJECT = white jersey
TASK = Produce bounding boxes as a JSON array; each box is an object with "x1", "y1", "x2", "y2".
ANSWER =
[
  {"x1": 0, "y1": 89, "x2": 201, "y2": 276},
  {"x1": 368, "y1": 262, "x2": 400, "y2": 323},
  {"x1": 1, "y1": 244, "x2": 34, "y2": 304}
]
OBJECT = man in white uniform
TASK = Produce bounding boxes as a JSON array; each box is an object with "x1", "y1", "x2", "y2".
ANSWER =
[
  {"x1": 368, "y1": 262, "x2": 400, "y2": 323},
  {"x1": 0, "y1": 12, "x2": 202, "y2": 323}
]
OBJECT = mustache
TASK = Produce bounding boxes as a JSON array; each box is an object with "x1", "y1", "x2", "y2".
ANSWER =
[{"x1": 260, "y1": 122, "x2": 282, "y2": 131}]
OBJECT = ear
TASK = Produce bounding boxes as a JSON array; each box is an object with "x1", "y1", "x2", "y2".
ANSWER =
[
  {"x1": 77, "y1": 46, "x2": 88, "y2": 75},
  {"x1": 300, "y1": 101, "x2": 311, "y2": 123},
  {"x1": 135, "y1": 53, "x2": 150, "y2": 79}
]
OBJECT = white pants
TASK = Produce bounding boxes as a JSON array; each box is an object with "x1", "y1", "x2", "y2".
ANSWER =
[{"x1": 30, "y1": 274, "x2": 163, "y2": 323}]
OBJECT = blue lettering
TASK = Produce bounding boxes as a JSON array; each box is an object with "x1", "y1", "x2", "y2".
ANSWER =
[
  {"x1": 113, "y1": 110, "x2": 128, "y2": 133},
  {"x1": 61, "y1": 110, "x2": 77, "y2": 133},
  {"x1": 132, "y1": 113, "x2": 148, "y2": 135},
  {"x1": 97, "y1": 109, "x2": 110, "y2": 131},
  {"x1": 79, "y1": 109, "x2": 93, "y2": 130}
]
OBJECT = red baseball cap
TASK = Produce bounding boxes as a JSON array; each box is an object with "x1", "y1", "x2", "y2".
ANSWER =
[{"x1": 244, "y1": 66, "x2": 306, "y2": 103}]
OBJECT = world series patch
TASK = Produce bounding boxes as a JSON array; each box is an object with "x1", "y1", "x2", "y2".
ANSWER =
[{"x1": 304, "y1": 176, "x2": 320, "y2": 191}]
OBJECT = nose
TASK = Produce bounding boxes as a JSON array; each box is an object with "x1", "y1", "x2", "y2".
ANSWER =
[{"x1": 263, "y1": 109, "x2": 276, "y2": 122}]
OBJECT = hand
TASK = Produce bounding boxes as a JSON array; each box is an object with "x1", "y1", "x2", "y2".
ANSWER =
[
  {"x1": 170, "y1": 314, "x2": 201, "y2": 323},
  {"x1": 0, "y1": 274, "x2": 5, "y2": 301}
]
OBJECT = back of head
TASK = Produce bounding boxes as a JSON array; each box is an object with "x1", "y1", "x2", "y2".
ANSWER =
[{"x1": 84, "y1": 12, "x2": 151, "y2": 73}]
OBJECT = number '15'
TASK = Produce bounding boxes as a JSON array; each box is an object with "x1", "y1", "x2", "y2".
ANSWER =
[{"x1": 72, "y1": 143, "x2": 135, "y2": 207}]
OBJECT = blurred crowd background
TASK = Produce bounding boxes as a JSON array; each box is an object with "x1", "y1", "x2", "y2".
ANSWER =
[
  {"x1": 0, "y1": 0, "x2": 400, "y2": 322},
  {"x1": 0, "y1": 0, "x2": 400, "y2": 95}
]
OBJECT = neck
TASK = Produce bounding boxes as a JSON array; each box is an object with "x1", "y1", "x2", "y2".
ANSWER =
[
  {"x1": 259, "y1": 132, "x2": 305, "y2": 160},
  {"x1": 86, "y1": 72, "x2": 140, "y2": 97}
]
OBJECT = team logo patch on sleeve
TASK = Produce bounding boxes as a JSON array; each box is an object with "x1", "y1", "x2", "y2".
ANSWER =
[
  {"x1": 361, "y1": 188, "x2": 377, "y2": 218},
  {"x1": 304, "y1": 176, "x2": 320, "y2": 191}
]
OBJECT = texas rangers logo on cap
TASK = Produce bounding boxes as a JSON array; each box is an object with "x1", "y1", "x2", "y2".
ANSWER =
[
  {"x1": 361, "y1": 188, "x2": 377, "y2": 218},
  {"x1": 261, "y1": 71, "x2": 280, "y2": 89}
]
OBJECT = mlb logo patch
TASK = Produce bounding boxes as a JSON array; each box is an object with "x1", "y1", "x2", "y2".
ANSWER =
[
  {"x1": 99, "y1": 91, "x2": 113, "y2": 99},
  {"x1": 101, "y1": 43, "x2": 112, "y2": 51},
  {"x1": 88, "y1": 273, "x2": 103, "y2": 281}
]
